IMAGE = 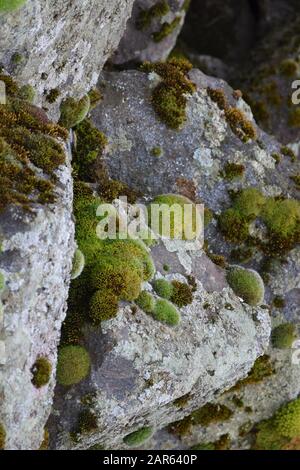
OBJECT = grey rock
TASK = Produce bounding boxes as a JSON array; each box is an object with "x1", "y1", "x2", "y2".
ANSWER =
[
  {"x1": 0, "y1": 144, "x2": 75, "y2": 450},
  {"x1": 0, "y1": 0, "x2": 135, "y2": 119},
  {"x1": 112, "y1": 0, "x2": 187, "y2": 65}
]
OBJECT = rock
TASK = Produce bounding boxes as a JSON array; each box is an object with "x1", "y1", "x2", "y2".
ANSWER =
[
  {"x1": 112, "y1": 0, "x2": 188, "y2": 65},
  {"x1": 0, "y1": 0, "x2": 135, "y2": 119},
  {"x1": 0, "y1": 98, "x2": 75, "y2": 448},
  {"x1": 48, "y1": 231, "x2": 270, "y2": 449}
]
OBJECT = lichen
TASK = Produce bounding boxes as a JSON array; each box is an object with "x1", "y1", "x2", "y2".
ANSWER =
[
  {"x1": 141, "y1": 59, "x2": 195, "y2": 129},
  {"x1": 56, "y1": 345, "x2": 91, "y2": 387},
  {"x1": 31, "y1": 357, "x2": 52, "y2": 389}
]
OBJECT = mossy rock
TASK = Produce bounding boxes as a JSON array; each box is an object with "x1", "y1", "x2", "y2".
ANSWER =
[
  {"x1": 71, "y1": 249, "x2": 85, "y2": 280},
  {"x1": 123, "y1": 426, "x2": 153, "y2": 447},
  {"x1": 153, "y1": 299, "x2": 181, "y2": 326},
  {"x1": 56, "y1": 345, "x2": 91, "y2": 387},
  {"x1": 59, "y1": 95, "x2": 90, "y2": 129},
  {"x1": 0, "y1": 0, "x2": 27, "y2": 12},
  {"x1": 271, "y1": 323, "x2": 297, "y2": 349},
  {"x1": 226, "y1": 266, "x2": 265, "y2": 306},
  {"x1": 31, "y1": 357, "x2": 52, "y2": 388}
]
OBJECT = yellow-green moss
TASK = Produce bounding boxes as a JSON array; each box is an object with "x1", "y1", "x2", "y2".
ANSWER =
[
  {"x1": 226, "y1": 266, "x2": 265, "y2": 306},
  {"x1": 281, "y1": 146, "x2": 296, "y2": 162},
  {"x1": 170, "y1": 280, "x2": 193, "y2": 307},
  {"x1": 59, "y1": 95, "x2": 90, "y2": 129},
  {"x1": 141, "y1": 59, "x2": 195, "y2": 129},
  {"x1": 18, "y1": 85, "x2": 35, "y2": 103},
  {"x1": 233, "y1": 188, "x2": 266, "y2": 219},
  {"x1": 208, "y1": 253, "x2": 227, "y2": 269},
  {"x1": 290, "y1": 174, "x2": 300, "y2": 189},
  {"x1": 231, "y1": 355, "x2": 274, "y2": 391},
  {"x1": 0, "y1": 423, "x2": 6, "y2": 450},
  {"x1": 31, "y1": 357, "x2": 52, "y2": 388},
  {"x1": 136, "y1": 1, "x2": 170, "y2": 30},
  {"x1": 46, "y1": 88, "x2": 60, "y2": 104},
  {"x1": 151, "y1": 146, "x2": 162, "y2": 157},
  {"x1": 191, "y1": 434, "x2": 231, "y2": 451},
  {"x1": 261, "y1": 198, "x2": 300, "y2": 239},
  {"x1": 279, "y1": 59, "x2": 298, "y2": 77},
  {"x1": 152, "y1": 278, "x2": 174, "y2": 299},
  {"x1": 152, "y1": 17, "x2": 181, "y2": 43},
  {"x1": 289, "y1": 107, "x2": 300, "y2": 127},
  {"x1": 123, "y1": 426, "x2": 153, "y2": 447},
  {"x1": 71, "y1": 249, "x2": 85, "y2": 280},
  {"x1": 271, "y1": 323, "x2": 296, "y2": 349},
  {"x1": 89, "y1": 289, "x2": 119, "y2": 325},
  {"x1": 153, "y1": 299, "x2": 181, "y2": 326},
  {"x1": 56, "y1": 345, "x2": 91, "y2": 387},
  {"x1": 218, "y1": 208, "x2": 249, "y2": 243},
  {"x1": 135, "y1": 290, "x2": 156, "y2": 313},
  {"x1": 0, "y1": 0, "x2": 26, "y2": 12},
  {"x1": 0, "y1": 272, "x2": 5, "y2": 292},
  {"x1": 88, "y1": 88, "x2": 102, "y2": 110},
  {"x1": 39, "y1": 429, "x2": 49, "y2": 450}
]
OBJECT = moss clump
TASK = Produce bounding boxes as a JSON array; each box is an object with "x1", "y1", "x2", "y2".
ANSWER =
[
  {"x1": 89, "y1": 289, "x2": 119, "y2": 325},
  {"x1": 218, "y1": 208, "x2": 249, "y2": 243},
  {"x1": 136, "y1": 1, "x2": 170, "y2": 30},
  {"x1": 152, "y1": 278, "x2": 174, "y2": 299},
  {"x1": 141, "y1": 59, "x2": 195, "y2": 130},
  {"x1": 135, "y1": 291, "x2": 155, "y2": 313},
  {"x1": 0, "y1": 272, "x2": 5, "y2": 292},
  {"x1": 290, "y1": 174, "x2": 300, "y2": 189},
  {"x1": 279, "y1": 59, "x2": 298, "y2": 77},
  {"x1": 75, "y1": 410, "x2": 98, "y2": 435},
  {"x1": 169, "y1": 403, "x2": 233, "y2": 436},
  {"x1": 271, "y1": 323, "x2": 296, "y2": 349},
  {"x1": 271, "y1": 153, "x2": 281, "y2": 164},
  {"x1": 288, "y1": 107, "x2": 300, "y2": 128},
  {"x1": 170, "y1": 280, "x2": 193, "y2": 307},
  {"x1": 261, "y1": 198, "x2": 300, "y2": 239},
  {"x1": 233, "y1": 188, "x2": 266, "y2": 219},
  {"x1": 226, "y1": 266, "x2": 265, "y2": 306},
  {"x1": 123, "y1": 426, "x2": 153, "y2": 447},
  {"x1": 72, "y1": 118, "x2": 107, "y2": 180},
  {"x1": 207, "y1": 253, "x2": 227, "y2": 269},
  {"x1": 71, "y1": 249, "x2": 85, "y2": 280},
  {"x1": 207, "y1": 87, "x2": 228, "y2": 110},
  {"x1": 18, "y1": 85, "x2": 35, "y2": 103},
  {"x1": 31, "y1": 357, "x2": 52, "y2": 388},
  {"x1": 46, "y1": 88, "x2": 60, "y2": 104},
  {"x1": 59, "y1": 95, "x2": 90, "y2": 129},
  {"x1": 88, "y1": 88, "x2": 102, "y2": 110},
  {"x1": 255, "y1": 398, "x2": 300, "y2": 450},
  {"x1": 151, "y1": 146, "x2": 162, "y2": 157},
  {"x1": 153, "y1": 299, "x2": 180, "y2": 326},
  {"x1": 148, "y1": 193, "x2": 200, "y2": 240},
  {"x1": 0, "y1": 423, "x2": 6, "y2": 450},
  {"x1": 39, "y1": 429, "x2": 49, "y2": 450},
  {"x1": 223, "y1": 162, "x2": 245, "y2": 180},
  {"x1": 153, "y1": 16, "x2": 181, "y2": 42},
  {"x1": 56, "y1": 345, "x2": 91, "y2": 387},
  {"x1": 281, "y1": 146, "x2": 296, "y2": 162},
  {"x1": 191, "y1": 434, "x2": 231, "y2": 451},
  {"x1": 231, "y1": 355, "x2": 274, "y2": 391},
  {"x1": 273, "y1": 296, "x2": 285, "y2": 309},
  {"x1": 0, "y1": 0, "x2": 26, "y2": 12}
]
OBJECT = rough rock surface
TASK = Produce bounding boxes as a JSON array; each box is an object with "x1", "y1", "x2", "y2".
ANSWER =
[
  {"x1": 112, "y1": 0, "x2": 187, "y2": 65},
  {"x1": 0, "y1": 144, "x2": 75, "y2": 450},
  {"x1": 48, "y1": 234, "x2": 270, "y2": 449},
  {"x1": 0, "y1": 0, "x2": 135, "y2": 119}
]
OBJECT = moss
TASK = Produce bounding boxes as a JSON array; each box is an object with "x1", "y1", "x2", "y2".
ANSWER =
[
  {"x1": 18, "y1": 85, "x2": 35, "y2": 103},
  {"x1": 226, "y1": 266, "x2": 265, "y2": 306},
  {"x1": 230, "y1": 247, "x2": 253, "y2": 264},
  {"x1": 11, "y1": 52, "x2": 23, "y2": 64},
  {"x1": 273, "y1": 296, "x2": 285, "y2": 309},
  {"x1": 0, "y1": 423, "x2": 6, "y2": 450},
  {"x1": 290, "y1": 174, "x2": 300, "y2": 189},
  {"x1": 207, "y1": 87, "x2": 228, "y2": 110},
  {"x1": 218, "y1": 208, "x2": 249, "y2": 243},
  {"x1": 59, "y1": 95, "x2": 90, "y2": 129},
  {"x1": 192, "y1": 434, "x2": 231, "y2": 451},
  {"x1": 0, "y1": 0, "x2": 26, "y2": 12},
  {"x1": 71, "y1": 249, "x2": 85, "y2": 280},
  {"x1": 232, "y1": 355, "x2": 274, "y2": 391},
  {"x1": 153, "y1": 17, "x2": 182, "y2": 42},
  {"x1": 181, "y1": 0, "x2": 191, "y2": 12},
  {"x1": 191, "y1": 442, "x2": 215, "y2": 450},
  {"x1": 123, "y1": 426, "x2": 153, "y2": 447},
  {"x1": 289, "y1": 107, "x2": 300, "y2": 127},
  {"x1": 173, "y1": 393, "x2": 191, "y2": 408},
  {"x1": 31, "y1": 357, "x2": 52, "y2": 388},
  {"x1": 255, "y1": 398, "x2": 300, "y2": 449},
  {"x1": 135, "y1": 290, "x2": 155, "y2": 313},
  {"x1": 271, "y1": 323, "x2": 296, "y2": 349},
  {"x1": 39, "y1": 429, "x2": 49, "y2": 450},
  {"x1": 56, "y1": 345, "x2": 91, "y2": 387},
  {"x1": 233, "y1": 188, "x2": 266, "y2": 219},
  {"x1": 223, "y1": 162, "x2": 245, "y2": 180},
  {"x1": 271, "y1": 153, "x2": 281, "y2": 164},
  {"x1": 141, "y1": 59, "x2": 195, "y2": 129},
  {"x1": 261, "y1": 198, "x2": 300, "y2": 239},
  {"x1": 136, "y1": 1, "x2": 170, "y2": 30},
  {"x1": 151, "y1": 146, "x2": 162, "y2": 157},
  {"x1": 152, "y1": 278, "x2": 174, "y2": 299},
  {"x1": 170, "y1": 280, "x2": 193, "y2": 307},
  {"x1": 153, "y1": 299, "x2": 180, "y2": 326},
  {"x1": 204, "y1": 207, "x2": 213, "y2": 227},
  {"x1": 98, "y1": 178, "x2": 138, "y2": 204},
  {"x1": 0, "y1": 272, "x2": 5, "y2": 292},
  {"x1": 148, "y1": 193, "x2": 200, "y2": 240},
  {"x1": 232, "y1": 395, "x2": 244, "y2": 408},
  {"x1": 72, "y1": 118, "x2": 107, "y2": 180},
  {"x1": 75, "y1": 410, "x2": 98, "y2": 435},
  {"x1": 281, "y1": 146, "x2": 296, "y2": 162},
  {"x1": 169, "y1": 403, "x2": 233, "y2": 436},
  {"x1": 207, "y1": 253, "x2": 227, "y2": 269},
  {"x1": 46, "y1": 88, "x2": 60, "y2": 104},
  {"x1": 89, "y1": 289, "x2": 119, "y2": 325},
  {"x1": 279, "y1": 59, "x2": 298, "y2": 77},
  {"x1": 88, "y1": 88, "x2": 102, "y2": 110}
]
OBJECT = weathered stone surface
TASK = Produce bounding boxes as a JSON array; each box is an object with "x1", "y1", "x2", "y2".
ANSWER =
[
  {"x1": 0, "y1": 0, "x2": 135, "y2": 119},
  {"x1": 0, "y1": 143, "x2": 75, "y2": 450},
  {"x1": 112, "y1": 0, "x2": 187, "y2": 65},
  {"x1": 48, "y1": 234, "x2": 270, "y2": 449}
]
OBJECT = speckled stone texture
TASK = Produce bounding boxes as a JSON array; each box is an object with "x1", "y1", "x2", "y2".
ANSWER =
[
  {"x1": 0, "y1": 0, "x2": 135, "y2": 119},
  {"x1": 0, "y1": 142, "x2": 75, "y2": 450}
]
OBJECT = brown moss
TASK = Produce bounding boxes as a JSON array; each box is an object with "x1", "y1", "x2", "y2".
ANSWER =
[
  {"x1": 225, "y1": 107, "x2": 257, "y2": 142},
  {"x1": 223, "y1": 162, "x2": 245, "y2": 180},
  {"x1": 207, "y1": 87, "x2": 228, "y2": 110},
  {"x1": 170, "y1": 280, "x2": 193, "y2": 307},
  {"x1": 31, "y1": 357, "x2": 52, "y2": 388},
  {"x1": 230, "y1": 355, "x2": 274, "y2": 391},
  {"x1": 208, "y1": 253, "x2": 227, "y2": 268},
  {"x1": 46, "y1": 88, "x2": 60, "y2": 104}
]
